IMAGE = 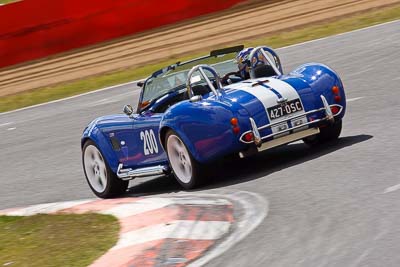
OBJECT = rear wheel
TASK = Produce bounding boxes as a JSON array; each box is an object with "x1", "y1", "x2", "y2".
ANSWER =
[
  {"x1": 165, "y1": 131, "x2": 205, "y2": 189},
  {"x1": 82, "y1": 140, "x2": 128, "y2": 198},
  {"x1": 303, "y1": 119, "x2": 342, "y2": 146}
]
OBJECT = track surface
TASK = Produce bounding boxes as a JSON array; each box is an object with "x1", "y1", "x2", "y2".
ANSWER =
[{"x1": 1, "y1": 21, "x2": 400, "y2": 266}]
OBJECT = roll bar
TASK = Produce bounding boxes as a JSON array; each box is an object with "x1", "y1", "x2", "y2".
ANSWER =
[
  {"x1": 249, "y1": 46, "x2": 283, "y2": 79},
  {"x1": 186, "y1": 64, "x2": 222, "y2": 100}
]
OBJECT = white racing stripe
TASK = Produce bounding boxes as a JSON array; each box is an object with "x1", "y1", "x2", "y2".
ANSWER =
[
  {"x1": 228, "y1": 80, "x2": 278, "y2": 112},
  {"x1": 228, "y1": 78, "x2": 303, "y2": 113},
  {"x1": 267, "y1": 78, "x2": 302, "y2": 101},
  {"x1": 229, "y1": 78, "x2": 307, "y2": 136},
  {"x1": 267, "y1": 78, "x2": 308, "y2": 134},
  {"x1": 112, "y1": 220, "x2": 231, "y2": 250}
]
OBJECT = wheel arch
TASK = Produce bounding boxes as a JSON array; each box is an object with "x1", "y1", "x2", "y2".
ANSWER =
[
  {"x1": 159, "y1": 124, "x2": 200, "y2": 162},
  {"x1": 81, "y1": 137, "x2": 92, "y2": 149},
  {"x1": 81, "y1": 127, "x2": 119, "y2": 172},
  {"x1": 159, "y1": 126, "x2": 172, "y2": 151},
  {"x1": 289, "y1": 62, "x2": 346, "y2": 120}
]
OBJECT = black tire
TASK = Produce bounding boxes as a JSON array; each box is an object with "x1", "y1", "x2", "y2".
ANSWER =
[
  {"x1": 165, "y1": 130, "x2": 206, "y2": 189},
  {"x1": 82, "y1": 140, "x2": 128, "y2": 198},
  {"x1": 303, "y1": 119, "x2": 342, "y2": 146}
]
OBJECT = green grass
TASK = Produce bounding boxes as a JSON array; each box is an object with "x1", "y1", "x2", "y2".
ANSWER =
[
  {"x1": 0, "y1": 214, "x2": 119, "y2": 267},
  {"x1": 1, "y1": 4, "x2": 400, "y2": 113},
  {"x1": 0, "y1": 0, "x2": 19, "y2": 4}
]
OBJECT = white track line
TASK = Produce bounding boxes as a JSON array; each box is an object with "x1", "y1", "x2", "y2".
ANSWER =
[
  {"x1": 113, "y1": 220, "x2": 231, "y2": 250},
  {"x1": 280, "y1": 19, "x2": 400, "y2": 50},
  {"x1": 168, "y1": 197, "x2": 231, "y2": 206},
  {"x1": 384, "y1": 184, "x2": 400, "y2": 194},
  {"x1": 346, "y1": 68, "x2": 372, "y2": 78},
  {"x1": 1, "y1": 20, "x2": 398, "y2": 117},
  {"x1": 86, "y1": 90, "x2": 141, "y2": 107},
  {"x1": 0, "y1": 191, "x2": 267, "y2": 267},
  {"x1": 347, "y1": 97, "x2": 364, "y2": 102},
  {"x1": 188, "y1": 191, "x2": 268, "y2": 267},
  {"x1": 100, "y1": 197, "x2": 230, "y2": 218},
  {"x1": 0, "y1": 80, "x2": 141, "y2": 116},
  {"x1": 100, "y1": 198, "x2": 174, "y2": 218},
  {"x1": 0, "y1": 122, "x2": 12, "y2": 127}
]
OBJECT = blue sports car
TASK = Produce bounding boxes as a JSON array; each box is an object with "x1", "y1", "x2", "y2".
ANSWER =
[{"x1": 82, "y1": 45, "x2": 346, "y2": 198}]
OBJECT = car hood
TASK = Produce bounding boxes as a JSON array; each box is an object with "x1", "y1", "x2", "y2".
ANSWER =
[{"x1": 86, "y1": 114, "x2": 132, "y2": 132}]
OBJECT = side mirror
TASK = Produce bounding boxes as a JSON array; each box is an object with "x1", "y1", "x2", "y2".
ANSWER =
[
  {"x1": 137, "y1": 81, "x2": 144, "y2": 87},
  {"x1": 123, "y1": 105, "x2": 134, "y2": 116}
]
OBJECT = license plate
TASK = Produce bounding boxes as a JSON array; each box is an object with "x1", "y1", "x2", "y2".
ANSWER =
[{"x1": 267, "y1": 99, "x2": 303, "y2": 120}]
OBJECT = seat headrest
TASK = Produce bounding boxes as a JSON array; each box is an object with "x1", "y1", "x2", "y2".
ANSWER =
[
  {"x1": 191, "y1": 84, "x2": 210, "y2": 96},
  {"x1": 253, "y1": 64, "x2": 277, "y2": 78}
]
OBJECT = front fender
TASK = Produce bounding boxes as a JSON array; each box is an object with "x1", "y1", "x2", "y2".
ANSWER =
[
  {"x1": 81, "y1": 123, "x2": 119, "y2": 172},
  {"x1": 160, "y1": 99, "x2": 247, "y2": 163}
]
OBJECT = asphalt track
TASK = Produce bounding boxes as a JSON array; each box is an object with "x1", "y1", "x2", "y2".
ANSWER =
[{"x1": 1, "y1": 20, "x2": 400, "y2": 266}]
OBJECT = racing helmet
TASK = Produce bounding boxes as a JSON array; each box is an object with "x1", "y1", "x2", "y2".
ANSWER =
[
  {"x1": 236, "y1": 47, "x2": 253, "y2": 79},
  {"x1": 236, "y1": 47, "x2": 267, "y2": 79}
]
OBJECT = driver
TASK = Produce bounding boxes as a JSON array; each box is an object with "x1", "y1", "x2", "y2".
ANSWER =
[
  {"x1": 236, "y1": 47, "x2": 254, "y2": 80},
  {"x1": 222, "y1": 47, "x2": 267, "y2": 84}
]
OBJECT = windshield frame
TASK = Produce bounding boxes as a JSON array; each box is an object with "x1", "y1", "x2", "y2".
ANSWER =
[{"x1": 136, "y1": 45, "x2": 244, "y2": 113}]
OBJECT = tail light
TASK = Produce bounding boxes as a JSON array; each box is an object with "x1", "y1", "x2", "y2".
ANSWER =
[
  {"x1": 332, "y1": 86, "x2": 341, "y2": 103},
  {"x1": 231, "y1": 117, "x2": 240, "y2": 134},
  {"x1": 243, "y1": 132, "x2": 254, "y2": 142},
  {"x1": 330, "y1": 105, "x2": 340, "y2": 115},
  {"x1": 230, "y1": 118, "x2": 238, "y2": 126}
]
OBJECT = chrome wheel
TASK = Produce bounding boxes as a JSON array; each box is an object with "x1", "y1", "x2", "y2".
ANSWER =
[
  {"x1": 167, "y1": 135, "x2": 193, "y2": 184},
  {"x1": 83, "y1": 145, "x2": 108, "y2": 193}
]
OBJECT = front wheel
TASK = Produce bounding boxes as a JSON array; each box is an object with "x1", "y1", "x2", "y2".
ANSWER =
[
  {"x1": 165, "y1": 131, "x2": 205, "y2": 189},
  {"x1": 82, "y1": 140, "x2": 128, "y2": 198},
  {"x1": 303, "y1": 119, "x2": 342, "y2": 146}
]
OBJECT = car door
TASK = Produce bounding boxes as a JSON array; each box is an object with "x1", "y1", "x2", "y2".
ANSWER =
[{"x1": 114, "y1": 112, "x2": 168, "y2": 169}]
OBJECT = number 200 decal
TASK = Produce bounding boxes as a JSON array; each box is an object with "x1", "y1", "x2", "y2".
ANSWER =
[{"x1": 140, "y1": 129, "x2": 159, "y2": 155}]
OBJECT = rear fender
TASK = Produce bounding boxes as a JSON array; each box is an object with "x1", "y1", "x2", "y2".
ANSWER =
[
  {"x1": 160, "y1": 100, "x2": 248, "y2": 163},
  {"x1": 289, "y1": 63, "x2": 346, "y2": 120}
]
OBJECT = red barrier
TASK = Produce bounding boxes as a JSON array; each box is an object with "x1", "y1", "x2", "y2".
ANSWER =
[{"x1": 0, "y1": 0, "x2": 244, "y2": 68}]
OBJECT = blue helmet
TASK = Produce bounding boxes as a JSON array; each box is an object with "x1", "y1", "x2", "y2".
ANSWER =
[
  {"x1": 236, "y1": 47, "x2": 269, "y2": 79},
  {"x1": 236, "y1": 47, "x2": 253, "y2": 79}
]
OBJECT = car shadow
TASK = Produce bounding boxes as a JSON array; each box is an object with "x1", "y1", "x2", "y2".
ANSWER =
[{"x1": 125, "y1": 134, "x2": 373, "y2": 196}]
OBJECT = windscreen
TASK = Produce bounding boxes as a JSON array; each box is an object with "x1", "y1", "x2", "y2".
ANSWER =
[{"x1": 142, "y1": 52, "x2": 238, "y2": 104}]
